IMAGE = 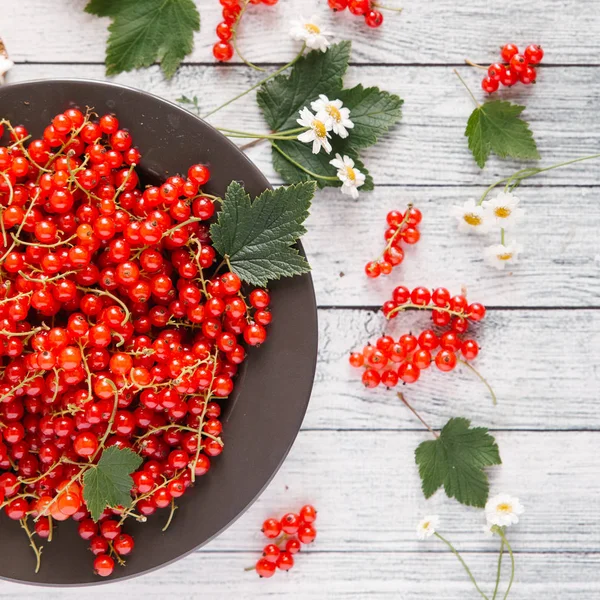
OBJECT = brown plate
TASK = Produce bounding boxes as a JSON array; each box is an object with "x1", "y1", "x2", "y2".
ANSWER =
[{"x1": 0, "y1": 79, "x2": 318, "y2": 585}]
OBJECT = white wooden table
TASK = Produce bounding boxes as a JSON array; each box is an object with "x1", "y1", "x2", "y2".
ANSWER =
[{"x1": 3, "y1": 1, "x2": 600, "y2": 597}]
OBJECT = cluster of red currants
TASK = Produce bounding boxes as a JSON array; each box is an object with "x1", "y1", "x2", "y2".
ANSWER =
[
  {"x1": 254, "y1": 505, "x2": 318, "y2": 577},
  {"x1": 328, "y1": 0, "x2": 385, "y2": 28},
  {"x1": 0, "y1": 108, "x2": 272, "y2": 575},
  {"x1": 349, "y1": 287, "x2": 486, "y2": 387},
  {"x1": 481, "y1": 43, "x2": 544, "y2": 93},
  {"x1": 365, "y1": 206, "x2": 421, "y2": 278},
  {"x1": 214, "y1": 0, "x2": 279, "y2": 62}
]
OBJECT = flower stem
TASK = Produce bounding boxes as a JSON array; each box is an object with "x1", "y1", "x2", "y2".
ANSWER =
[
  {"x1": 492, "y1": 541, "x2": 505, "y2": 600},
  {"x1": 217, "y1": 127, "x2": 300, "y2": 141},
  {"x1": 457, "y1": 359, "x2": 497, "y2": 406},
  {"x1": 231, "y1": 0, "x2": 267, "y2": 72},
  {"x1": 478, "y1": 154, "x2": 600, "y2": 205},
  {"x1": 453, "y1": 69, "x2": 480, "y2": 108},
  {"x1": 397, "y1": 393, "x2": 438, "y2": 438},
  {"x1": 493, "y1": 528, "x2": 515, "y2": 600},
  {"x1": 272, "y1": 142, "x2": 339, "y2": 181},
  {"x1": 202, "y1": 44, "x2": 306, "y2": 119},
  {"x1": 434, "y1": 532, "x2": 490, "y2": 600}
]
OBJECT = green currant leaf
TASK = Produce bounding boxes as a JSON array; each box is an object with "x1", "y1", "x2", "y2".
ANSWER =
[
  {"x1": 465, "y1": 100, "x2": 540, "y2": 169},
  {"x1": 415, "y1": 417, "x2": 502, "y2": 508},
  {"x1": 209, "y1": 181, "x2": 314, "y2": 287},
  {"x1": 271, "y1": 140, "x2": 374, "y2": 191},
  {"x1": 257, "y1": 41, "x2": 352, "y2": 132},
  {"x1": 337, "y1": 84, "x2": 403, "y2": 151},
  {"x1": 82, "y1": 446, "x2": 143, "y2": 522},
  {"x1": 85, "y1": 0, "x2": 200, "y2": 78}
]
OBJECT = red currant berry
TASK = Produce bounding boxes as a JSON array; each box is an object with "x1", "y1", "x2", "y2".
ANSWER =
[
  {"x1": 500, "y1": 43, "x2": 519, "y2": 63},
  {"x1": 365, "y1": 10, "x2": 383, "y2": 27},
  {"x1": 482, "y1": 77, "x2": 499, "y2": 94},
  {"x1": 435, "y1": 349, "x2": 457, "y2": 372},
  {"x1": 255, "y1": 557, "x2": 276, "y2": 578},
  {"x1": 276, "y1": 551, "x2": 295, "y2": 570},
  {"x1": 524, "y1": 44, "x2": 544, "y2": 65},
  {"x1": 262, "y1": 517, "x2": 282, "y2": 539}
]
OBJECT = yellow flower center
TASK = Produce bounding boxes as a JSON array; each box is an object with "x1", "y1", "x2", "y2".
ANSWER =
[
  {"x1": 463, "y1": 213, "x2": 482, "y2": 226},
  {"x1": 304, "y1": 23, "x2": 321, "y2": 34},
  {"x1": 345, "y1": 166, "x2": 356, "y2": 182},
  {"x1": 497, "y1": 253, "x2": 513, "y2": 262},
  {"x1": 327, "y1": 105, "x2": 342, "y2": 122},
  {"x1": 313, "y1": 119, "x2": 327, "y2": 139},
  {"x1": 497, "y1": 503, "x2": 513, "y2": 512},
  {"x1": 494, "y1": 206, "x2": 511, "y2": 218},
  {"x1": 422, "y1": 521, "x2": 430, "y2": 529}
]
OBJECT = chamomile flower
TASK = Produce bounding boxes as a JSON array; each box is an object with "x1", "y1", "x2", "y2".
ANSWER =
[
  {"x1": 416, "y1": 515, "x2": 440, "y2": 540},
  {"x1": 289, "y1": 15, "x2": 331, "y2": 52},
  {"x1": 485, "y1": 494, "x2": 525, "y2": 527},
  {"x1": 0, "y1": 56, "x2": 14, "y2": 84},
  {"x1": 311, "y1": 95, "x2": 354, "y2": 138},
  {"x1": 483, "y1": 240, "x2": 523, "y2": 270},
  {"x1": 482, "y1": 191, "x2": 525, "y2": 231},
  {"x1": 297, "y1": 107, "x2": 333, "y2": 154},
  {"x1": 330, "y1": 154, "x2": 366, "y2": 198},
  {"x1": 452, "y1": 199, "x2": 491, "y2": 234}
]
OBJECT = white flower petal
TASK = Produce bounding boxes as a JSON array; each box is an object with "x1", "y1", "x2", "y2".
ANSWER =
[
  {"x1": 485, "y1": 494, "x2": 525, "y2": 527},
  {"x1": 452, "y1": 199, "x2": 491, "y2": 234},
  {"x1": 416, "y1": 515, "x2": 440, "y2": 540}
]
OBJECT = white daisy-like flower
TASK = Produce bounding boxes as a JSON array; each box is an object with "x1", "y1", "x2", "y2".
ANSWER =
[
  {"x1": 0, "y1": 56, "x2": 14, "y2": 84},
  {"x1": 330, "y1": 153, "x2": 365, "y2": 199},
  {"x1": 483, "y1": 240, "x2": 523, "y2": 270},
  {"x1": 289, "y1": 15, "x2": 331, "y2": 52},
  {"x1": 416, "y1": 515, "x2": 440, "y2": 540},
  {"x1": 482, "y1": 191, "x2": 525, "y2": 231},
  {"x1": 311, "y1": 95, "x2": 354, "y2": 138},
  {"x1": 451, "y1": 199, "x2": 491, "y2": 235},
  {"x1": 485, "y1": 494, "x2": 525, "y2": 527},
  {"x1": 297, "y1": 107, "x2": 332, "y2": 154}
]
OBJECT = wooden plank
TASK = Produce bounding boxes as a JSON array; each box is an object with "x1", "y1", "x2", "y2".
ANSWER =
[
  {"x1": 6, "y1": 64, "x2": 600, "y2": 186},
  {"x1": 4, "y1": 0, "x2": 600, "y2": 65},
  {"x1": 1, "y1": 552, "x2": 599, "y2": 599},
  {"x1": 305, "y1": 309, "x2": 600, "y2": 430}
]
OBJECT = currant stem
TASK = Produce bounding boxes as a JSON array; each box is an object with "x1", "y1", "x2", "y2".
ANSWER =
[
  {"x1": 202, "y1": 45, "x2": 306, "y2": 119},
  {"x1": 372, "y1": 2, "x2": 403, "y2": 11},
  {"x1": 397, "y1": 393, "x2": 438, "y2": 438},
  {"x1": 387, "y1": 302, "x2": 468, "y2": 320},
  {"x1": 76, "y1": 286, "x2": 130, "y2": 327},
  {"x1": 161, "y1": 499, "x2": 178, "y2": 532},
  {"x1": 375, "y1": 203, "x2": 412, "y2": 263},
  {"x1": 453, "y1": 69, "x2": 481, "y2": 108},
  {"x1": 492, "y1": 540, "x2": 505, "y2": 600},
  {"x1": 493, "y1": 528, "x2": 515, "y2": 600},
  {"x1": 478, "y1": 154, "x2": 600, "y2": 205},
  {"x1": 465, "y1": 58, "x2": 488, "y2": 70},
  {"x1": 20, "y1": 517, "x2": 43, "y2": 574},
  {"x1": 434, "y1": 532, "x2": 489, "y2": 600},
  {"x1": 457, "y1": 359, "x2": 497, "y2": 406},
  {"x1": 272, "y1": 142, "x2": 339, "y2": 181}
]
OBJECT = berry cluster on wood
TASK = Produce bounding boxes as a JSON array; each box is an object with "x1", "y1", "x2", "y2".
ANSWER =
[
  {"x1": 214, "y1": 0, "x2": 279, "y2": 62},
  {"x1": 0, "y1": 108, "x2": 272, "y2": 575},
  {"x1": 328, "y1": 0, "x2": 385, "y2": 28},
  {"x1": 253, "y1": 505, "x2": 317, "y2": 577},
  {"x1": 480, "y1": 44, "x2": 544, "y2": 93}
]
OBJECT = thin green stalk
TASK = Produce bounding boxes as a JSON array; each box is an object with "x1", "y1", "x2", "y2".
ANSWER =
[
  {"x1": 453, "y1": 69, "x2": 480, "y2": 107},
  {"x1": 231, "y1": 0, "x2": 267, "y2": 72},
  {"x1": 202, "y1": 44, "x2": 306, "y2": 119},
  {"x1": 272, "y1": 142, "x2": 338, "y2": 181},
  {"x1": 457, "y1": 358, "x2": 497, "y2": 406},
  {"x1": 492, "y1": 541, "x2": 505, "y2": 600},
  {"x1": 494, "y1": 528, "x2": 515, "y2": 600},
  {"x1": 478, "y1": 154, "x2": 600, "y2": 205},
  {"x1": 434, "y1": 532, "x2": 489, "y2": 600}
]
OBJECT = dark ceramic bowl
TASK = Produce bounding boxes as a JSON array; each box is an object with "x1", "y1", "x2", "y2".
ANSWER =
[{"x1": 0, "y1": 80, "x2": 318, "y2": 585}]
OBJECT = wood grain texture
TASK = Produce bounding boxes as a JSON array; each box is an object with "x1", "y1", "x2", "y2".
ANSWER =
[
  {"x1": 306, "y1": 309, "x2": 600, "y2": 430},
  {"x1": 1, "y1": 553, "x2": 599, "y2": 599},
  {"x1": 4, "y1": 0, "x2": 600, "y2": 65},
  {"x1": 6, "y1": 64, "x2": 600, "y2": 186}
]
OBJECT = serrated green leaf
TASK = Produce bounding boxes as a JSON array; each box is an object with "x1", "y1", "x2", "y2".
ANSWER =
[
  {"x1": 257, "y1": 42, "x2": 351, "y2": 132},
  {"x1": 210, "y1": 181, "x2": 314, "y2": 286},
  {"x1": 271, "y1": 140, "x2": 373, "y2": 191},
  {"x1": 82, "y1": 446, "x2": 143, "y2": 521},
  {"x1": 85, "y1": 0, "x2": 200, "y2": 78},
  {"x1": 337, "y1": 84, "x2": 403, "y2": 150},
  {"x1": 415, "y1": 417, "x2": 501, "y2": 508},
  {"x1": 465, "y1": 100, "x2": 540, "y2": 169}
]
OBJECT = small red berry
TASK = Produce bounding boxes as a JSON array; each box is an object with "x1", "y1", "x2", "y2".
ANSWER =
[
  {"x1": 509, "y1": 54, "x2": 528, "y2": 74},
  {"x1": 365, "y1": 10, "x2": 383, "y2": 27},
  {"x1": 262, "y1": 517, "x2": 282, "y2": 539},
  {"x1": 300, "y1": 504, "x2": 317, "y2": 523},
  {"x1": 500, "y1": 43, "x2": 519, "y2": 63},
  {"x1": 255, "y1": 557, "x2": 276, "y2": 578},
  {"x1": 276, "y1": 551, "x2": 295, "y2": 570},
  {"x1": 524, "y1": 44, "x2": 544, "y2": 65},
  {"x1": 297, "y1": 524, "x2": 317, "y2": 544},
  {"x1": 482, "y1": 77, "x2": 499, "y2": 94},
  {"x1": 281, "y1": 512, "x2": 301, "y2": 534}
]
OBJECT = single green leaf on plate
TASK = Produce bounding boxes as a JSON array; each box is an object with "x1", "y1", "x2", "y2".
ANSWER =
[
  {"x1": 82, "y1": 446, "x2": 143, "y2": 521},
  {"x1": 257, "y1": 41, "x2": 352, "y2": 132},
  {"x1": 271, "y1": 140, "x2": 374, "y2": 191},
  {"x1": 210, "y1": 181, "x2": 314, "y2": 287},
  {"x1": 85, "y1": 0, "x2": 200, "y2": 79},
  {"x1": 415, "y1": 417, "x2": 501, "y2": 508},
  {"x1": 337, "y1": 84, "x2": 403, "y2": 151},
  {"x1": 465, "y1": 100, "x2": 540, "y2": 169}
]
